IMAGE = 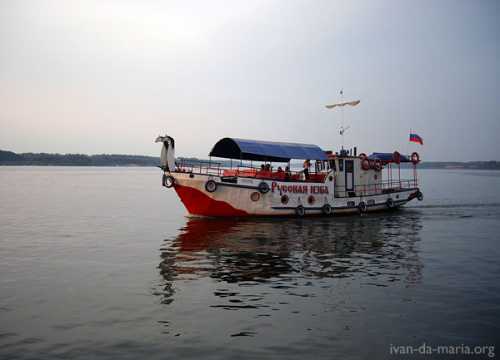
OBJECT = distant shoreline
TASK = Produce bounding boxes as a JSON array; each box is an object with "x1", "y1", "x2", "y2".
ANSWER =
[
  {"x1": 0, "y1": 149, "x2": 159, "y2": 167},
  {"x1": 1, "y1": 149, "x2": 499, "y2": 170}
]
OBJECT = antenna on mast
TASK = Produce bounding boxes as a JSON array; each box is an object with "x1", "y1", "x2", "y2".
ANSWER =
[
  {"x1": 325, "y1": 91, "x2": 361, "y2": 151},
  {"x1": 340, "y1": 89, "x2": 345, "y2": 149}
]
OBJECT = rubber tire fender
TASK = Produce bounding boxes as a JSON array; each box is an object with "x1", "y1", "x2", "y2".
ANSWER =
[
  {"x1": 205, "y1": 180, "x2": 217, "y2": 193},
  {"x1": 322, "y1": 203, "x2": 332, "y2": 215},
  {"x1": 295, "y1": 205, "x2": 305, "y2": 217},
  {"x1": 258, "y1": 181, "x2": 270, "y2": 194},
  {"x1": 163, "y1": 174, "x2": 175, "y2": 188}
]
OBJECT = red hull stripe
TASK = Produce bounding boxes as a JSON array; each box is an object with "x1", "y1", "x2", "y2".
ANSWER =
[{"x1": 174, "y1": 184, "x2": 249, "y2": 217}]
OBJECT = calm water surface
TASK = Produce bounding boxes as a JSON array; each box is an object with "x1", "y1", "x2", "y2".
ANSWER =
[{"x1": 1, "y1": 167, "x2": 500, "y2": 359}]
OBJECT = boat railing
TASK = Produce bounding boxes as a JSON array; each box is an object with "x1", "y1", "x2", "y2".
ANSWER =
[
  {"x1": 174, "y1": 159, "x2": 328, "y2": 182},
  {"x1": 173, "y1": 160, "x2": 418, "y2": 191},
  {"x1": 175, "y1": 159, "x2": 225, "y2": 176},
  {"x1": 335, "y1": 178, "x2": 418, "y2": 198}
]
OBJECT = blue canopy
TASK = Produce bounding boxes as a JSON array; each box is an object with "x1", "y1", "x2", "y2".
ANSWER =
[
  {"x1": 368, "y1": 152, "x2": 410, "y2": 163},
  {"x1": 209, "y1": 138, "x2": 328, "y2": 162}
]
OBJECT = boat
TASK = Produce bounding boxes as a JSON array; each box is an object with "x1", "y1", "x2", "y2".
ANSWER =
[{"x1": 154, "y1": 135, "x2": 424, "y2": 217}]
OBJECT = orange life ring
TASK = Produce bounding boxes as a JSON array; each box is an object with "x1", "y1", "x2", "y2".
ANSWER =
[
  {"x1": 361, "y1": 158, "x2": 370, "y2": 170},
  {"x1": 392, "y1": 151, "x2": 401, "y2": 164},
  {"x1": 411, "y1": 152, "x2": 420, "y2": 164}
]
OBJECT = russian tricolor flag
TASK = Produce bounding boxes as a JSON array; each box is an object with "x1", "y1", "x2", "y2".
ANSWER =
[{"x1": 409, "y1": 133, "x2": 423, "y2": 145}]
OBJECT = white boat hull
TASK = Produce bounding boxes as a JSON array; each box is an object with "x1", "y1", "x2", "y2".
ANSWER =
[{"x1": 166, "y1": 172, "x2": 419, "y2": 217}]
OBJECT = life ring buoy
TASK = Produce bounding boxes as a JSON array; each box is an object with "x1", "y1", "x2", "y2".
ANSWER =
[
  {"x1": 374, "y1": 160, "x2": 382, "y2": 172},
  {"x1": 411, "y1": 152, "x2": 420, "y2": 165},
  {"x1": 361, "y1": 158, "x2": 370, "y2": 171},
  {"x1": 258, "y1": 181, "x2": 270, "y2": 194},
  {"x1": 205, "y1": 180, "x2": 217, "y2": 193},
  {"x1": 386, "y1": 198, "x2": 395, "y2": 208},
  {"x1": 358, "y1": 201, "x2": 367, "y2": 213},
  {"x1": 393, "y1": 151, "x2": 401, "y2": 164},
  {"x1": 295, "y1": 205, "x2": 305, "y2": 217},
  {"x1": 163, "y1": 174, "x2": 175, "y2": 188},
  {"x1": 322, "y1": 204, "x2": 332, "y2": 215},
  {"x1": 417, "y1": 191, "x2": 424, "y2": 201}
]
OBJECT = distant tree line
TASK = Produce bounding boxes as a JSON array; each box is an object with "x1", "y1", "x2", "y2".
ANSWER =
[
  {"x1": 1, "y1": 149, "x2": 499, "y2": 169},
  {"x1": 0, "y1": 150, "x2": 159, "y2": 166},
  {"x1": 400, "y1": 161, "x2": 500, "y2": 170}
]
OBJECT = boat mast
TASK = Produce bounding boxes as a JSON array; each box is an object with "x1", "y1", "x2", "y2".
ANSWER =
[
  {"x1": 325, "y1": 91, "x2": 360, "y2": 152},
  {"x1": 340, "y1": 89, "x2": 345, "y2": 149}
]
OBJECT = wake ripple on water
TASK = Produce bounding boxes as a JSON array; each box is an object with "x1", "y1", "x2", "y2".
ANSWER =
[{"x1": 411, "y1": 202, "x2": 500, "y2": 209}]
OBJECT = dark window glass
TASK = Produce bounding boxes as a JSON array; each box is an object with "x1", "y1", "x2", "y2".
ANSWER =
[
  {"x1": 339, "y1": 159, "x2": 344, "y2": 172},
  {"x1": 345, "y1": 160, "x2": 354, "y2": 172},
  {"x1": 329, "y1": 160, "x2": 336, "y2": 171}
]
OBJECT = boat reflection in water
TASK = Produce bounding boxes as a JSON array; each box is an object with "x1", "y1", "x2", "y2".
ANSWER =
[{"x1": 157, "y1": 211, "x2": 423, "y2": 307}]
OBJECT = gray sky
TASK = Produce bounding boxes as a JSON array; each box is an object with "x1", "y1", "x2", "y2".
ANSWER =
[{"x1": 1, "y1": 0, "x2": 499, "y2": 161}]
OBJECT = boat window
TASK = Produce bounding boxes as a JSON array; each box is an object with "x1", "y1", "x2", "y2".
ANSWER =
[
  {"x1": 345, "y1": 160, "x2": 353, "y2": 172},
  {"x1": 338, "y1": 159, "x2": 344, "y2": 172},
  {"x1": 329, "y1": 160, "x2": 336, "y2": 171}
]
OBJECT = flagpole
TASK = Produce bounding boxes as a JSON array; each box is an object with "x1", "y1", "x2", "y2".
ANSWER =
[
  {"x1": 408, "y1": 128, "x2": 412, "y2": 157},
  {"x1": 341, "y1": 89, "x2": 344, "y2": 150}
]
